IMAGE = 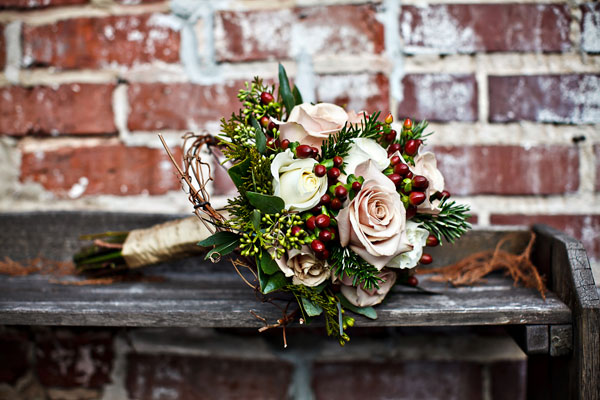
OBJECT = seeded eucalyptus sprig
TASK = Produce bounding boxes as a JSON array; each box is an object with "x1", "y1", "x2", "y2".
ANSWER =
[{"x1": 413, "y1": 198, "x2": 472, "y2": 244}]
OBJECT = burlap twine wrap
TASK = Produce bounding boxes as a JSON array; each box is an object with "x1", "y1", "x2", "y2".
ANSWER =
[{"x1": 122, "y1": 217, "x2": 213, "y2": 268}]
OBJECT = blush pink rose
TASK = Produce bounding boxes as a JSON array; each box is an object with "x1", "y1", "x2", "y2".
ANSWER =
[
  {"x1": 274, "y1": 246, "x2": 330, "y2": 287},
  {"x1": 337, "y1": 160, "x2": 412, "y2": 270},
  {"x1": 276, "y1": 103, "x2": 355, "y2": 148},
  {"x1": 339, "y1": 269, "x2": 397, "y2": 307}
]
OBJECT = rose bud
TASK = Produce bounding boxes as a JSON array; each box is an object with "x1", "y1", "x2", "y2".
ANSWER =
[
  {"x1": 333, "y1": 156, "x2": 343, "y2": 167},
  {"x1": 420, "y1": 254, "x2": 433, "y2": 264},
  {"x1": 330, "y1": 198, "x2": 342, "y2": 210},
  {"x1": 385, "y1": 113, "x2": 394, "y2": 124},
  {"x1": 409, "y1": 191, "x2": 426, "y2": 206},
  {"x1": 351, "y1": 181, "x2": 362, "y2": 191},
  {"x1": 388, "y1": 173, "x2": 402, "y2": 187},
  {"x1": 334, "y1": 185, "x2": 348, "y2": 199},
  {"x1": 260, "y1": 116, "x2": 270, "y2": 128},
  {"x1": 315, "y1": 214, "x2": 331, "y2": 229},
  {"x1": 306, "y1": 216, "x2": 316, "y2": 230},
  {"x1": 407, "y1": 275, "x2": 418, "y2": 287},
  {"x1": 327, "y1": 167, "x2": 341, "y2": 180},
  {"x1": 412, "y1": 175, "x2": 429, "y2": 191},
  {"x1": 320, "y1": 194, "x2": 331, "y2": 205},
  {"x1": 393, "y1": 163, "x2": 410, "y2": 176},
  {"x1": 403, "y1": 118, "x2": 413, "y2": 130},
  {"x1": 280, "y1": 139, "x2": 290, "y2": 149},
  {"x1": 311, "y1": 239, "x2": 325, "y2": 253},
  {"x1": 426, "y1": 234, "x2": 439, "y2": 247},
  {"x1": 314, "y1": 164, "x2": 327, "y2": 177},
  {"x1": 296, "y1": 144, "x2": 313, "y2": 158},
  {"x1": 260, "y1": 91, "x2": 274, "y2": 104},
  {"x1": 404, "y1": 139, "x2": 419, "y2": 156},
  {"x1": 319, "y1": 229, "x2": 332, "y2": 242},
  {"x1": 291, "y1": 226, "x2": 303, "y2": 236}
]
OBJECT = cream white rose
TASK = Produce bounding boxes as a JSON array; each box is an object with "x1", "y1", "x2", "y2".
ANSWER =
[
  {"x1": 339, "y1": 269, "x2": 397, "y2": 307},
  {"x1": 271, "y1": 149, "x2": 328, "y2": 212},
  {"x1": 344, "y1": 138, "x2": 390, "y2": 177},
  {"x1": 276, "y1": 103, "x2": 352, "y2": 148},
  {"x1": 387, "y1": 221, "x2": 429, "y2": 269},
  {"x1": 337, "y1": 160, "x2": 412, "y2": 270},
  {"x1": 275, "y1": 246, "x2": 330, "y2": 287},
  {"x1": 412, "y1": 151, "x2": 445, "y2": 214}
]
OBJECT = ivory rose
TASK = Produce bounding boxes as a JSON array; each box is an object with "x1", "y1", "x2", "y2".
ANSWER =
[
  {"x1": 412, "y1": 151, "x2": 445, "y2": 214},
  {"x1": 337, "y1": 160, "x2": 412, "y2": 270},
  {"x1": 386, "y1": 221, "x2": 429, "y2": 269},
  {"x1": 277, "y1": 103, "x2": 353, "y2": 148},
  {"x1": 271, "y1": 149, "x2": 328, "y2": 212},
  {"x1": 344, "y1": 138, "x2": 390, "y2": 177},
  {"x1": 275, "y1": 246, "x2": 330, "y2": 287},
  {"x1": 339, "y1": 269, "x2": 397, "y2": 307}
]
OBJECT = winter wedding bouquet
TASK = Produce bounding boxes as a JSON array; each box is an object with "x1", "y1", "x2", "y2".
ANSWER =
[{"x1": 75, "y1": 65, "x2": 470, "y2": 345}]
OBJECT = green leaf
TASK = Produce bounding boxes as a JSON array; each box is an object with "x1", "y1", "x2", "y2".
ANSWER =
[
  {"x1": 198, "y1": 231, "x2": 241, "y2": 247},
  {"x1": 204, "y1": 238, "x2": 240, "y2": 260},
  {"x1": 228, "y1": 158, "x2": 251, "y2": 189},
  {"x1": 263, "y1": 272, "x2": 289, "y2": 294},
  {"x1": 251, "y1": 209, "x2": 261, "y2": 230},
  {"x1": 259, "y1": 250, "x2": 280, "y2": 275},
  {"x1": 292, "y1": 85, "x2": 303, "y2": 105},
  {"x1": 301, "y1": 297, "x2": 323, "y2": 317},
  {"x1": 251, "y1": 117, "x2": 266, "y2": 154},
  {"x1": 278, "y1": 63, "x2": 295, "y2": 118},
  {"x1": 338, "y1": 294, "x2": 377, "y2": 320},
  {"x1": 246, "y1": 191, "x2": 285, "y2": 214},
  {"x1": 257, "y1": 260, "x2": 269, "y2": 292}
]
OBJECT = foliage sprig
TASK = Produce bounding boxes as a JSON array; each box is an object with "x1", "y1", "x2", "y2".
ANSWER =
[{"x1": 413, "y1": 198, "x2": 472, "y2": 244}]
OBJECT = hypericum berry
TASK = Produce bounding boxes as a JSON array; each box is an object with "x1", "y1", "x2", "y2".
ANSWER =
[
  {"x1": 316, "y1": 248, "x2": 330, "y2": 260},
  {"x1": 333, "y1": 156, "x2": 343, "y2": 167},
  {"x1": 328, "y1": 167, "x2": 341, "y2": 180},
  {"x1": 330, "y1": 198, "x2": 342, "y2": 210},
  {"x1": 296, "y1": 144, "x2": 313, "y2": 158},
  {"x1": 385, "y1": 130, "x2": 397, "y2": 142},
  {"x1": 260, "y1": 116, "x2": 270, "y2": 128},
  {"x1": 334, "y1": 185, "x2": 348, "y2": 199},
  {"x1": 407, "y1": 275, "x2": 418, "y2": 287},
  {"x1": 388, "y1": 173, "x2": 402, "y2": 187},
  {"x1": 441, "y1": 190, "x2": 451, "y2": 199},
  {"x1": 315, "y1": 214, "x2": 331, "y2": 229},
  {"x1": 311, "y1": 205, "x2": 322, "y2": 215},
  {"x1": 319, "y1": 229, "x2": 332, "y2": 242},
  {"x1": 268, "y1": 121, "x2": 278, "y2": 132},
  {"x1": 291, "y1": 226, "x2": 303, "y2": 237},
  {"x1": 306, "y1": 216, "x2": 316, "y2": 231},
  {"x1": 260, "y1": 92, "x2": 274, "y2": 105},
  {"x1": 280, "y1": 139, "x2": 290, "y2": 150},
  {"x1": 390, "y1": 155, "x2": 401, "y2": 166},
  {"x1": 393, "y1": 163, "x2": 409, "y2": 176},
  {"x1": 388, "y1": 143, "x2": 401, "y2": 154},
  {"x1": 409, "y1": 191, "x2": 426, "y2": 206},
  {"x1": 403, "y1": 118, "x2": 413, "y2": 130},
  {"x1": 311, "y1": 239, "x2": 325, "y2": 253},
  {"x1": 266, "y1": 137, "x2": 278, "y2": 149},
  {"x1": 420, "y1": 254, "x2": 433, "y2": 264},
  {"x1": 314, "y1": 164, "x2": 327, "y2": 177},
  {"x1": 426, "y1": 234, "x2": 439, "y2": 247},
  {"x1": 405, "y1": 171, "x2": 414, "y2": 179},
  {"x1": 404, "y1": 139, "x2": 419, "y2": 156},
  {"x1": 351, "y1": 181, "x2": 362, "y2": 192},
  {"x1": 412, "y1": 175, "x2": 429, "y2": 191},
  {"x1": 385, "y1": 113, "x2": 394, "y2": 124},
  {"x1": 406, "y1": 206, "x2": 417, "y2": 219},
  {"x1": 310, "y1": 147, "x2": 319, "y2": 158},
  {"x1": 320, "y1": 194, "x2": 331, "y2": 205}
]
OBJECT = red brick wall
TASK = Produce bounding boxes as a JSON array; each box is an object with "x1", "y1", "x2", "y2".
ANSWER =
[{"x1": 0, "y1": 1, "x2": 598, "y2": 267}]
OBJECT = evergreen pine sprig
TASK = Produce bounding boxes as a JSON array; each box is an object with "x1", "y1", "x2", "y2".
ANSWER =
[
  {"x1": 320, "y1": 111, "x2": 382, "y2": 161},
  {"x1": 412, "y1": 199, "x2": 472, "y2": 244},
  {"x1": 330, "y1": 246, "x2": 383, "y2": 290}
]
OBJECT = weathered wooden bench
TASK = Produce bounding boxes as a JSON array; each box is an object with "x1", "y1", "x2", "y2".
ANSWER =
[{"x1": 0, "y1": 212, "x2": 598, "y2": 399}]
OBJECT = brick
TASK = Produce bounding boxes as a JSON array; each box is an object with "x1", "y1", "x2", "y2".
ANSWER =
[
  {"x1": 581, "y1": 3, "x2": 600, "y2": 53},
  {"x1": 490, "y1": 361, "x2": 527, "y2": 400},
  {"x1": 490, "y1": 215, "x2": 600, "y2": 260},
  {"x1": 21, "y1": 144, "x2": 182, "y2": 197},
  {"x1": 595, "y1": 145, "x2": 600, "y2": 191},
  {"x1": 316, "y1": 73, "x2": 390, "y2": 114},
  {"x1": 214, "y1": 4, "x2": 384, "y2": 62},
  {"x1": 313, "y1": 360, "x2": 483, "y2": 400},
  {"x1": 488, "y1": 74, "x2": 600, "y2": 124},
  {"x1": 0, "y1": 84, "x2": 116, "y2": 136},
  {"x1": 127, "y1": 81, "x2": 243, "y2": 131},
  {"x1": 22, "y1": 13, "x2": 179, "y2": 69},
  {"x1": 0, "y1": 330, "x2": 30, "y2": 384},
  {"x1": 0, "y1": 0, "x2": 87, "y2": 8},
  {"x1": 397, "y1": 74, "x2": 477, "y2": 122},
  {"x1": 35, "y1": 329, "x2": 113, "y2": 388},
  {"x1": 432, "y1": 145, "x2": 579, "y2": 195},
  {"x1": 126, "y1": 354, "x2": 292, "y2": 400},
  {"x1": 0, "y1": 24, "x2": 5, "y2": 70},
  {"x1": 400, "y1": 4, "x2": 571, "y2": 54}
]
